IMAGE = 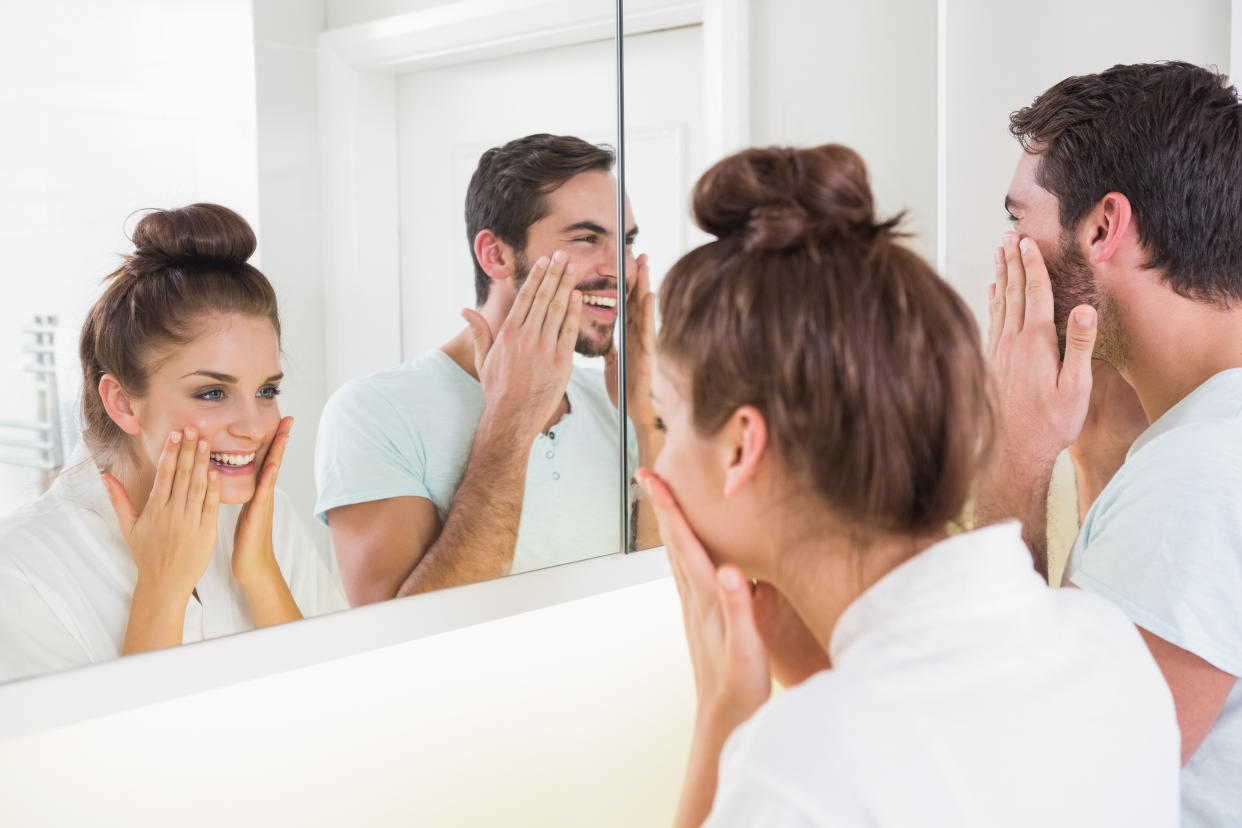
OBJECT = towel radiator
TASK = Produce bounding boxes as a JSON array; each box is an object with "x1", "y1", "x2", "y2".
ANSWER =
[{"x1": 0, "y1": 315, "x2": 65, "y2": 490}]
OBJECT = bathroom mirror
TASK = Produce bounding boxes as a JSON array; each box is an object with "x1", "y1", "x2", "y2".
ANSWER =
[
  {"x1": 620, "y1": 0, "x2": 939, "y2": 552},
  {"x1": 0, "y1": 0, "x2": 640, "y2": 700}
]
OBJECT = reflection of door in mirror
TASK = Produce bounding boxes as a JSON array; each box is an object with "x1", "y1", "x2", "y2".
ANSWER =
[{"x1": 315, "y1": 3, "x2": 631, "y2": 607}]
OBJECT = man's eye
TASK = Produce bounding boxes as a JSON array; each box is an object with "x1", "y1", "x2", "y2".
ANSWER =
[
  {"x1": 573, "y1": 235, "x2": 598, "y2": 244},
  {"x1": 258, "y1": 386, "x2": 282, "y2": 400}
]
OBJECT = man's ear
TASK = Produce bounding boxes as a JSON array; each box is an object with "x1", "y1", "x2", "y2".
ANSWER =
[
  {"x1": 1083, "y1": 192, "x2": 1134, "y2": 266},
  {"x1": 722, "y1": 405, "x2": 768, "y2": 498},
  {"x1": 98, "y1": 374, "x2": 142, "y2": 436},
  {"x1": 473, "y1": 229, "x2": 519, "y2": 282}
]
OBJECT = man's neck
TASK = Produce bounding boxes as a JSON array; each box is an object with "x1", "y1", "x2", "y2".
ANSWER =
[{"x1": 1120, "y1": 294, "x2": 1242, "y2": 422}]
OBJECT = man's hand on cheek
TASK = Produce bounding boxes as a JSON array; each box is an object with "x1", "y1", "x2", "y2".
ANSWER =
[{"x1": 976, "y1": 234, "x2": 1097, "y2": 576}]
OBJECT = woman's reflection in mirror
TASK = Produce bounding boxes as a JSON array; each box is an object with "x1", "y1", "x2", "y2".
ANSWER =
[
  {"x1": 0, "y1": 204, "x2": 347, "y2": 683},
  {"x1": 316, "y1": 133, "x2": 659, "y2": 606}
]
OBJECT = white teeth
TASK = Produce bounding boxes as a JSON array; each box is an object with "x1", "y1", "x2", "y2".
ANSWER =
[
  {"x1": 583, "y1": 295, "x2": 617, "y2": 308},
  {"x1": 209, "y1": 452, "x2": 255, "y2": 467}
]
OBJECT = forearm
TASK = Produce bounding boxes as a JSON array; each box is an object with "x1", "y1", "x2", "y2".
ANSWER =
[
  {"x1": 123, "y1": 579, "x2": 192, "y2": 654},
  {"x1": 675, "y1": 717, "x2": 730, "y2": 828},
  {"x1": 238, "y1": 563, "x2": 302, "y2": 627},
  {"x1": 397, "y1": 413, "x2": 533, "y2": 597},
  {"x1": 975, "y1": 448, "x2": 1057, "y2": 580}
]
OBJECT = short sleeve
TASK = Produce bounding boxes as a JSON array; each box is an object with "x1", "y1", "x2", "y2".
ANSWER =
[
  {"x1": 313, "y1": 376, "x2": 432, "y2": 523},
  {"x1": 272, "y1": 489, "x2": 349, "y2": 616},
  {"x1": 1069, "y1": 423, "x2": 1242, "y2": 677},
  {"x1": 0, "y1": 561, "x2": 92, "y2": 683}
]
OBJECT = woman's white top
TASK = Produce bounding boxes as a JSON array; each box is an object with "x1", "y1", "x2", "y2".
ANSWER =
[
  {"x1": 703, "y1": 522, "x2": 1179, "y2": 828},
  {"x1": 0, "y1": 444, "x2": 348, "y2": 683}
]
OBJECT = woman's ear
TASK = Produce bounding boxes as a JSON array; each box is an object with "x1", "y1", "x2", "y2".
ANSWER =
[
  {"x1": 722, "y1": 405, "x2": 768, "y2": 498},
  {"x1": 473, "y1": 229, "x2": 519, "y2": 283},
  {"x1": 1083, "y1": 191, "x2": 1134, "y2": 266},
  {"x1": 98, "y1": 374, "x2": 142, "y2": 436}
]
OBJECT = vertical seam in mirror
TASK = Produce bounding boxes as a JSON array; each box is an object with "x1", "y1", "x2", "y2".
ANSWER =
[{"x1": 615, "y1": 0, "x2": 631, "y2": 554}]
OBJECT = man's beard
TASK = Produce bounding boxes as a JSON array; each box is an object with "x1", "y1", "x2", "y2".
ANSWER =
[
  {"x1": 1045, "y1": 231, "x2": 1127, "y2": 366},
  {"x1": 514, "y1": 249, "x2": 616, "y2": 358}
]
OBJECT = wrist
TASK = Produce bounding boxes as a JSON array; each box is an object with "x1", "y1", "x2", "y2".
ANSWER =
[{"x1": 232, "y1": 551, "x2": 281, "y2": 590}]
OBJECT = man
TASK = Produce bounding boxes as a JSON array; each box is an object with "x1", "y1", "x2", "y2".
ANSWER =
[
  {"x1": 979, "y1": 62, "x2": 1241, "y2": 826},
  {"x1": 314, "y1": 134, "x2": 660, "y2": 605}
]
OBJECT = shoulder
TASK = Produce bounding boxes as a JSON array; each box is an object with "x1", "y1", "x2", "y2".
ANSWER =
[{"x1": 0, "y1": 485, "x2": 98, "y2": 569}]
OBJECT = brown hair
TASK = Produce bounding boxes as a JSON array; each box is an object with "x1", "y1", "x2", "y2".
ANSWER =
[
  {"x1": 1010, "y1": 61, "x2": 1242, "y2": 304},
  {"x1": 79, "y1": 204, "x2": 280, "y2": 461},
  {"x1": 465, "y1": 133, "x2": 614, "y2": 305},
  {"x1": 658, "y1": 145, "x2": 992, "y2": 535}
]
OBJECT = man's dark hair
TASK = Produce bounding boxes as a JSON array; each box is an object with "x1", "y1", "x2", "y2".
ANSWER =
[
  {"x1": 465, "y1": 134, "x2": 614, "y2": 305},
  {"x1": 1010, "y1": 61, "x2": 1242, "y2": 304}
]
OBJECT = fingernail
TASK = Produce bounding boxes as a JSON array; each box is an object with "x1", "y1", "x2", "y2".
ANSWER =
[
  {"x1": 536, "y1": 256, "x2": 549, "y2": 268},
  {"x1": 1074, "y1": 307, "x2": 1096, "y2": 326},
  {"x1": 1019, "y1": 238, "x2": 1031, "y2": 254},
  {"x1": 185, "y1": 428, "x2": 196, "y2": 440},
  {"x1": 552, "y1": 250, "x2": 566, "y2": 263},
  {"x1": 993, "y1": 248, "x2": 1004, "y2": 266},
  {"x1": 198, "y1": 440, "x2": 208, "y2": 453},
  {"x1": 170, "y1": 431, "x2": 181, "y2": 444},
  {"x1": 1001, "y1": 234, "x2": 1014, "y2": 249},
  {"x1": 565, "y1": 264, "x2": 575, "y2": 274},
  {"x1": 719, "y1": 567, "x2": 741, "y2": 591},
  {"x1": 571, "y1": 290, "x2": 582, "y2": 303}
]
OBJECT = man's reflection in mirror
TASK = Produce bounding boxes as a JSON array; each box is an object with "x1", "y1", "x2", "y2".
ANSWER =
[{"x1": 315, "y1": 134, "x2": 661, "y2": 606}]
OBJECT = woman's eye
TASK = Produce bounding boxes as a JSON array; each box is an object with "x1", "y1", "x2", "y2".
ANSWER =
[
  {"x1": 196, "y1": 388, "x2": 225, "y2": 402},
  {"x1": 1005, "y1": 211, "x2": 1019, "y2": 223},
  {"x1": 258, "y1": 385, "x2": 282, "y2": 400}
]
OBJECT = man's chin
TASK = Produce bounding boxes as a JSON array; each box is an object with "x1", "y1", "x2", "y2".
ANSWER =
[{"x1": 574, "y1": 323, "x2": 615, "y2": 358}]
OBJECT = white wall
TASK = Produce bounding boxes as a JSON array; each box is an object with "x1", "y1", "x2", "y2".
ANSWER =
[
  {"x1": 749, "y1": 0, "x2": 939, "y2": 263},
  {"x1": 0, "y1": 0, "x2": 260, "y2": 513},
  {"x1": 253, "y1": 0, "x2": 331, "y2": 549},
  {"x1": 0, "y1": 577, "x2": 696, "y2": 828},
  {"x1": 941, "y1": 0, "x2": 1231, "y2": 325}
]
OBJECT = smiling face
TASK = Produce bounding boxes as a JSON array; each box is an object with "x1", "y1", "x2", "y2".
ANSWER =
[
  {"x1": 125, "y1": 313, "x2": 283, "y2": 505},
  {"x1": 514, "y1": 170, "x2": 638, "y2": 357}
]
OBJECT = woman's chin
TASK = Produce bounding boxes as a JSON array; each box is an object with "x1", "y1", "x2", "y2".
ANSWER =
[{"x1": 219, "y1": 481, "x2": 256, "y2": 506}]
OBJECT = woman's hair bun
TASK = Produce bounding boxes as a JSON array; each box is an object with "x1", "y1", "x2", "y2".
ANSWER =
[
  {"x1": 692, "y1": 144, "x2": 898, "y2": 254},
  {"x1": 127, "y1": 203, "x2": 257, "y2": 270}
]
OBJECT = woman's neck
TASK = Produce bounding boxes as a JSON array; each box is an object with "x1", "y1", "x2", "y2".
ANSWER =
[
  {"x1": 103, "y1": 450, "x2": 155, "y2": 515},
  {"x1": 764, "y1": 517, "x2": 944, "y2": 656}
]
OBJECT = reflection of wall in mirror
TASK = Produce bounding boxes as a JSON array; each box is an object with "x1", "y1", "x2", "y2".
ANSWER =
[
  {"x1": 0, "y1": 0, "x2": 260, "y2": 518},
  {"x1": 396, "y1": 37, "x2": 618, "y2": 363}
]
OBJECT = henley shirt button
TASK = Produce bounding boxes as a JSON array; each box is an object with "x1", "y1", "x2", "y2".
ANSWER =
[
  {"x1": 545, "y1": 450, "x2": 554, "y2": 459},
  {"x1": 552, "y1": 472, "x2": 560, "y2": 481}
]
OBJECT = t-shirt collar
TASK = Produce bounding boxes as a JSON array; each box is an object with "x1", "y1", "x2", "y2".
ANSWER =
[{"x1": 1128, "y1": 367, "x2": 1242, "y2": 459}]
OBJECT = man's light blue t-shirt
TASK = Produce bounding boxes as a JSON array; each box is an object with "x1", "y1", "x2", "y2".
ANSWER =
[
  {"x1": 1067, "y1": 367, "x2": 1242, "y2": 828},
  {"x1": 314, "y1": 350, "x2": 637, "y2": 575}
]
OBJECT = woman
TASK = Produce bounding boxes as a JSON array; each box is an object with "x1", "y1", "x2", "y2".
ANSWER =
[
  {"x1": 637, "y1": 146, "x2": 1179, "y2": 826},
  {"x1": 0, "y1": 204, "x2": 346, "y2": 682}
]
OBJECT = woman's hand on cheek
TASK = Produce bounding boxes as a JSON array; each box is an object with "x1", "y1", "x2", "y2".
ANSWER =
[
  {"x1": 103, "y1": 427, "x2": 220, "y2": 599},
  {"x1": 231, "y1": 415, "x2": 292, "y2": 587},
  {"x1": 637, "y1": 469, "x2": 771, "y2": 730}
]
